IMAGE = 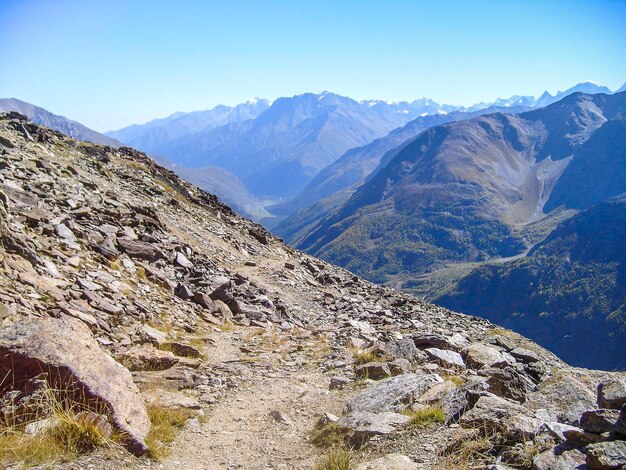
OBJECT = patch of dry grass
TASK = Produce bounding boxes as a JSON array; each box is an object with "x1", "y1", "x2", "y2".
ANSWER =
[
  {"x1": 351, "y1": 349, "x2": 387, "y2": 366},
  {"x1": 310, "y1": 422, "x2": 348, "y2": 448},
  {"x1": 314, "y1": 447, "x2": 355, "y2": 470},
  {"x1": 144, "y1": 405, "x2": 195, "y2": 460},
  {"x1": 403, "y1": 406, "x2": 446, "y2": 429},
  {"x1": 443, "y1": 374, "x2": 465, "y2": 387},
  {"x1": 0, "y1": 387, "x2": 117, "y2": 467}
]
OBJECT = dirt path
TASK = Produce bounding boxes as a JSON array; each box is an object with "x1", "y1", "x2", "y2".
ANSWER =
[{"x1": 159, "y1": 329, "x2": 347, "y2": 470}]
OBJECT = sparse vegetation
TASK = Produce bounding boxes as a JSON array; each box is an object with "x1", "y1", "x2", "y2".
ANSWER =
[
  {"x1": 0, "y1": 386, "x2": 116, "y2": 467},
  {"x1": 485, "y1": 327, "x2": 514, "y2": 337},
  {"x1": 403, "y1": 406, "x2": 446, "y2": 429},
  {"x1": 219, "y1": 319, "x2": 235, "y2": 332},
  {"x1": 351, "y1": 350, "x2": 385, "y2": 365},
  {"x1": 144, "y1": 405, "x2": 195, "y2": 460},
  {"x1": 310, "y1": 422, "x2": 348, "y2": 448},
  {"x1": 314, "y1": 447, "x2": 355, "y2": 470},
  {"x1": 443, "y1": 374, "x2": 464, "y2": 387}
]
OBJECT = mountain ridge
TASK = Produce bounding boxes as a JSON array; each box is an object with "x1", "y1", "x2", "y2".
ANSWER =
[{"x1": 0, "y1": 98, "x2": 123, "y2": 147}]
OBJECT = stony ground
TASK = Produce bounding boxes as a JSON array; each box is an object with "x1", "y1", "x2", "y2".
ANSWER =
[{"x1": 0, "y1": 113, "x2": 624, "y2": 469}]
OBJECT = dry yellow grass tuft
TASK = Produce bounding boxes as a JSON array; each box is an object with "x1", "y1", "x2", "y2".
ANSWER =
[
  {"x1": 0, "y1": 387, "x2": 116, "y2": 467},
  {"x1": 403, "y1": 406, "x2": 446, "y2": 429},
  {"x1": 144, "y1": 405, "x2": 195, "y2": 460},
  {"x1": 314, "y1": 447, "x2": 355, "y2": 470}
]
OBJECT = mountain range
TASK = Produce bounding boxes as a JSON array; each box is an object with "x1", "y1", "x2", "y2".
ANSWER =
[
  {"x1": 105, "y1": 80, "x2": 623, "y2": 219},
  {"x1": 288, "y1": 90, "x2": 626, "y2": 369}
]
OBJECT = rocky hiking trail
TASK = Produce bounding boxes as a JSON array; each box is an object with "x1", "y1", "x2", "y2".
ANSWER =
[
  {"x1": 159, "y1": 330, "x2": 345, "y2": 470},
  {"x1": 0, "y1": 113, "x2": 625, "y2": 470}
]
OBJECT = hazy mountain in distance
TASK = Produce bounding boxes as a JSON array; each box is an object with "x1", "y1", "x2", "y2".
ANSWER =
[
  {"x1": 174, "y1": 166, "x2": 270, "y2": 220},
  {"x1": 152, "y1": 92, "x2": 440, "y2": 199},
  {"x1": 106, "y1": 98, "x2": 271, "y2": 155},
  {"x1": 0, "y1": 98, "x2": 122, "y2": 147},
  {"x1": 296, "y1": 92, "x2": 626, "y2": 283}
]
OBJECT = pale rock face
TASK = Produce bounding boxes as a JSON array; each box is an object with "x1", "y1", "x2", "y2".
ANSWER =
[{"x1": 0, "y1": 316, "x2": 149, "y2": 455}]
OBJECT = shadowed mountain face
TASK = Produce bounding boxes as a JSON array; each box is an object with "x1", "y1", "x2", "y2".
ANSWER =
[
  {"x1": 295, "y1": 92, "x2": 626, "y2": 283},
  {"x1": 436, "y1": 195, "x2": 626, "y2": 370},
  {"x1": 0, "y1": 98, "x2": 122, "y2": 147},
  {"x1": 106, "y1": 99, "x2": 271, "y2": 155}
]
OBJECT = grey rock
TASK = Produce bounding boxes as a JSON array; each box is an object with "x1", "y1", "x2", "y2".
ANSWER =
[
  {"x1": 563, "y1": 428, "x2": 606, "y2": 446},
  {"x1": 413, "y1": 333, "x2": 460, "y2": 351},
  {"x1": 540, "y1": 421, "x2": 582, "y2": 443},
  {"x1": 509, "y1": 347, "x2": 540, "y2": 363},
  {"x1": 355, "y1": 361, "x2": 391, "y2": 380},
  {"x1": 174, "y1": 252, "x2": 193, "y2": 269},
  {"x1": 459, "y1": 395, "x2": 527, "y2": 430},
  {"x1": 425, "y1": 347, "x2": 465, "y2": 368},
  {"x1": 580, "y1": 409, "x2": 621, "y2": 434},
  {"x1": 525, "y1": 374, "x2": 597, "y2": 426},
  {"x1": 484, "y1": 366, "x2": 533, "y2": 404},
  {"x1": 597, "y1": 378, "x2": 626, "y2": 410},
  {"x1": 329, "y1": 376, "x2": 350, "y2": 390},
  {"x1": 533, "y1": 443, "x2": 587, "y2": 470},
  {"x1": 586, "y1": 440, "x2": 626, "y2": 470},
  {"x1": 503, "y1": 414, "x2": 541, "y2": 441},
  {"x1": 463, "y1": 343, "x2": 510, "y2": 369},
  {"x1": 348, "y1": 373, "x2": 440, "y2": 414},
  {"x1": 117, "y1": 238, "x2": 163, "y2": 262},
  {"x1": 175, "y1": 283, "x2": 194, "y2": 300},
  {"x1": 336, "y1": 411, "x2": 410, "y2": 436},
  {"x1": 193, "y1": 291, "x2": 218, "y2": 311},
  {"x1": 269, "y1": 410, "x2": 292, "y2": 425},
  {"x1": 55, "y1": 223, "x2": 76, "y2": 243},
  {"x1": 418, "y1": 380, "x2": 457, "y2": 405}
]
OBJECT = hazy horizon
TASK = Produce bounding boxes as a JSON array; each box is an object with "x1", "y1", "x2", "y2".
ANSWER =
[{"x1": 1, "y1": 0, "x2": 625, "y2": 131}]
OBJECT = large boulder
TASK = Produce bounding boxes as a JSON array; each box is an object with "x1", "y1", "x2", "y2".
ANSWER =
[
  {"x1": 0, "y1": 316, "x2": 149, "y2": 455},
  {"x1": 525, "y1": 374, "x2": 597, "y2": 425},
  {"x1": 462, "y1": 343, "x2": 509, "y2": 369},
  {"x1": 348, "y1": 373, "x2": 440, "y2": 414},
  {"x1": 425, "y1": 347, "x2": 465, "y2": 368},
  {"x1": 459, "y1": 395, "x2": 527, "y2": 430},
  {"x1": 586, "y1": 440, "x2": 626, "y2": 470},
  {"x1": 117, "y1": 238, "x2": 163, "y2": 262},
  {"x1": 580, "y1": 409, "x2": 621, "y2": 434},
  {"x1": 597, "y1": 378, "x2": 626, "y2": 410},
  {"x1": 336, "y1": 411, "x2": 410, "y2": 437},
  {"x1": 533, "y1": 443, "x2": 587, "y2": 470}
]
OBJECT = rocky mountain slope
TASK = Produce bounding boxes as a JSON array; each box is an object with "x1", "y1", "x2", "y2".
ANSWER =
[
  {"x1": 0, "y1": 98, "x2": 122, "y2": 147},
  {"x1": 272, "y1": 105, "x2": 529, "y2": 237},
  {"x1": 292, "y1": 92, "x2": 626, "y2": 370},
  {"x1": 0, "y1": 112, "x2": 625, "y2": 469}
]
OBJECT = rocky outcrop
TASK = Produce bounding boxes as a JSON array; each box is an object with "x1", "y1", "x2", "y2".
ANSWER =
[{"x1": 0, "y1": 316, "x2": 149, "y2": 455}]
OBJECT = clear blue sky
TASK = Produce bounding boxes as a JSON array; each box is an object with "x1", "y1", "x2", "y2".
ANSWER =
[{"x1": 1, "y1": 0, "x2": 625, "y2": 132}]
